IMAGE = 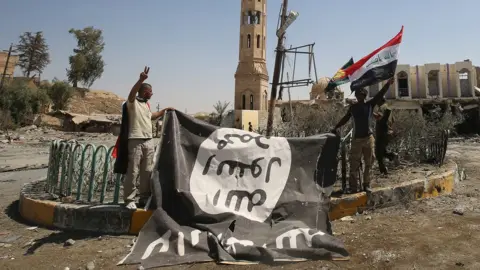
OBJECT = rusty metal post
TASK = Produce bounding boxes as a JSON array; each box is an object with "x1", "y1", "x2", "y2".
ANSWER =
[
  {"x1": 0, "y1": 43, "x2": 14, "y2": 91},
  {"x1": 266, "y1": 0, "x2": 288, "y2": 137}
]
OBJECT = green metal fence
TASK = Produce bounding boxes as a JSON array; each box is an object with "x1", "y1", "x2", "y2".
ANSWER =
[
  {"x1": 45, "y1": 128, "x2": 449, "y2": 203},
  {"x1": 45, "y1": 139, "x2": 123, "y2": 204}
]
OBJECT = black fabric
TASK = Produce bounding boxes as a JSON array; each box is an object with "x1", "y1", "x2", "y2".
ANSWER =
[
  {"x1": 113, "y1": 98, "x2": 150, "y2": 174},
  {"x1": 375, "y1": 136, "x2": 396, "y2": 174},
  {"x1": 375, "y1": 105, "x2": 396, "y2": 174},
  {"x1": 375, "y1": 104, "x2": 392, "y2": 137},
  {"x1": 119, "y1": 111, "x2": 349, "y2": 268},
  {"x1": 113, "y1": 102, "x2": 129, "y2": 174}
]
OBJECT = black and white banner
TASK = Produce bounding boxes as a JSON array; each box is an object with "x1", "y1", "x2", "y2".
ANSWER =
[{"x1": 119, "y1": 111, "x2": 349, "y2": 268}]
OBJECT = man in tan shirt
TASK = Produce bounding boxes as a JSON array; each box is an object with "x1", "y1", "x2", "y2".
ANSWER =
[{"x1": 124, "y1": 66, "x2": 173, "y2": 209}]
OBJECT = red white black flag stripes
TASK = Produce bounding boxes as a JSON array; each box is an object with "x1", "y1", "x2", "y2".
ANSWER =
[{"x1": 345, "y1": 26, "x2": 404, "y2": 90}]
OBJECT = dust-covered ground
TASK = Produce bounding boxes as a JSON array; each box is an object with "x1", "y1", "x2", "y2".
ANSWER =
[
  {"x1": 0, "y1": 131, "x2": 478, "y2": 270},
  {"x1": 0, "y1": 125, "x2": 118, "y2": 172}
]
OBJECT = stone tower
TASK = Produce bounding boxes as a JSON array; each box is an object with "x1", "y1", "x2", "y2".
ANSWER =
[{"x1": 234, "y1": 0, "x2": 269, "y2": 129}]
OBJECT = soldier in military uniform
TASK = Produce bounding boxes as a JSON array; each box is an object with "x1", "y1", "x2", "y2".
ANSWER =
[
  {"x1": 331, "y1": 77, "x2": 394, "y2": 193},
  {"x1": 374, "y1": 97, "x2": 398, "y2": 175}
]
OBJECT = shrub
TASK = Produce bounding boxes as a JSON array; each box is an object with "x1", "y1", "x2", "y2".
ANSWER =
[
  {"x1": 389, "y1": 107, "x2": 462, "y2": 162},
  {"x1": 256, "y1": 102, "x2": 349, "y2": 137},
  {"x1": 0, "y1": 80, "x2": 50, "y2": 126},
  {"x1": 42, "y1": 79, "x2": 74, "y2": 110},
  {"x1": 0, "y1": 109, "x2": 15, "y2": 130},
  {"x1": 258, "y1": 102, "x2": 459, "y2": 164}
]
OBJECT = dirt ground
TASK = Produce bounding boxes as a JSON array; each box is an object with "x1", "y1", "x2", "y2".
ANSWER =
[
  {"x1": 68, "y1": 89, "x2": 125, "y2": 115},
  {"x1": 0, "y1": 134, "x2": 479, "y2": 270}
]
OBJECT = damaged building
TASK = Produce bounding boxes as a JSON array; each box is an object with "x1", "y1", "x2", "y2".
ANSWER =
[
  {"x1": 364, "y1": 60, "x2": 480, "y2": 133},
  {"x1": 46, "y1": 111, "x2": 122, "y2": 135}
]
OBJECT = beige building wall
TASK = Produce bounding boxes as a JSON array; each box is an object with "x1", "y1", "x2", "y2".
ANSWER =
[
  {"x1": 388, "y1": 60, "x2": 477, "y2": 100},
  {"x1": 454, "y1": 61, "x2": 476, "y2": 97},
  {"x1": 367, "y1": 80, "x2": 396, "y2": 99},
  {"x1": 234, "y1": 0, "x2": 269, "y2": 129},
  {"x1": 0, "y1": 52, "x2": 19, "y2": 78},
  {"x1": 424, "y1": 63, "x2": 442, "y2": 98},
  {"x1": 409, "y1": 65, "x2": 427, "y2": 99},
  {"x1": 393, "y1": 64, "x2": 411, "y2": 99},
  {"x1": 235, "y1": 110, "x2": 259, "y2": 131}
]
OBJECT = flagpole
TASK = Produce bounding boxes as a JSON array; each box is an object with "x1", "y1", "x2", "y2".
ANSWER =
[{"x1": 266, "y1": 0, "x2": 288, "y2": 137}]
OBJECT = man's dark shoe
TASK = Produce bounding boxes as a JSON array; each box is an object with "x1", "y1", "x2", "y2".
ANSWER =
[{"x1": 138, "y1": 197, "x2": 150, "y2": 208}]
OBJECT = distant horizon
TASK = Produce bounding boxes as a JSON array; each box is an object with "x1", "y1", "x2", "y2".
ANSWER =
[
  {"x1": 1, "y1": 0, "x2": 479, "y2": 114},
  {"x1": 5, "y1": 59, "x2": 478, "y2": 114}
]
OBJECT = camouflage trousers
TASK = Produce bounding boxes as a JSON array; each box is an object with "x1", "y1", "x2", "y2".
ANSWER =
[{"x1": 349, "y1": 135, "x2": 375, "y2": 190}]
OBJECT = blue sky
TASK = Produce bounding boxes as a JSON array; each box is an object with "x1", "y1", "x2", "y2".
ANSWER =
[{"x1": 1, "y1": 0, "x2": 478, "y2": 113}]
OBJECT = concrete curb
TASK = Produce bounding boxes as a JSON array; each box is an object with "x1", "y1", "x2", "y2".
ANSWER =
[
  {"x1": 329, "y1": 161, "x2": 458, "y2": 220},
  {"x1": 19, "y1": 162, "x2": 459, "y2": 234}
]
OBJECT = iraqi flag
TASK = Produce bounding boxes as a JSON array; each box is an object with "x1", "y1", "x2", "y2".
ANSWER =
[{"x1": 345, "y1": 26, "x2": 404, "y2": 91}]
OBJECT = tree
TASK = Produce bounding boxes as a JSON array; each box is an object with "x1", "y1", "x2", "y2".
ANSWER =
[
  {"x1": 16, "y1": 32, "x2": 51, "y2": 78},
  {"x1": 209, "y1": 101, "x2": 230, "y2": 126},
  {"x1": 66, "y1": 27, "x2": 105, "y2": 88},
  {"x1": 42, "y1": 79, "x2": 74, "y2": 110}
]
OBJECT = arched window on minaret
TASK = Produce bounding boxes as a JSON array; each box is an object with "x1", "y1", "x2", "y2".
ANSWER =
[
  {"x1": 247, "y1": 34, "x2": 251, "y2": 48},
  {"x1": 250, "y1": 94, "x2": 254, "y2": 110},
  {"x1": 242, "y1": 95, "x2": 246, "y2": 110},
  {"x1": 256, "y1": 35, "x2": 260, "y2": 48},
  {"x1": 264, "y1": 90, "x2": 268, "y2": 110}
]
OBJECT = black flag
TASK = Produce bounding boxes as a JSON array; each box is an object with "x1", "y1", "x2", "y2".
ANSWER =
[{"x1": 119, "y1": 111, "x2": 349, "y2": 268}]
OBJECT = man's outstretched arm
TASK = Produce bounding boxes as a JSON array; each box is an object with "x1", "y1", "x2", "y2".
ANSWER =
[
  {"x1": 151, "y1": 107, "x2": 175, "y2": 120},
  {"x1": 370, "y1": 77, "x2": 395, "y2": 105},
  {"x1": 331, "y1": 107, "x2": 352, "y2": 133},
  {"x1": 128, "y1": 66, "x2": 149, "y2": 103}
]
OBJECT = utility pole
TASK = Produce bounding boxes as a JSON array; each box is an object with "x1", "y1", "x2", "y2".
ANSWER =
[
  {"x1": 156, "y1": 103, "x2": 160, "y2": 112},
  {"x1": 266, "y1": 0, "x2": 288, "y2": 137},
  {"x1": 0, "y1": 43, "x2": 14, "y2": 91}
]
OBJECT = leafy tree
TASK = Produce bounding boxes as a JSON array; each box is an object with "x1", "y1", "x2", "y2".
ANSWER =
[
  {"x1": 66, "y1": 27, "x2": 105, "y2": 88},
  {"x1": 42, "y1": 79, "x2": 74, "y2": 110},
  {"x1": 209, "y1": 101, "x2": 230, "y2": 126},
  {"x1": 67, "y1": 54, "x2": 85, "y2": 88},
  {"x1": 16, "y1": 31, "x2": 51, "y2": 77}
]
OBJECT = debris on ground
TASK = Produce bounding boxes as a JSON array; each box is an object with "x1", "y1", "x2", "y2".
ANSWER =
[
  {"x1": 453, "y1": 205, "x2": 465, "y2": 215},
  {"x1": 340, "y1": 216, "x2": 354, "y2": 222},
  {"x1": 64, "y1": 239, "x2": 75, "y2": 247},
  {"x1": 371, "y1": 249, "x2": 397, "y2": 263},
  {"x1": 0, "y1": 235, "x2": 21, "y2": 243},
  {"x1": 86, "y1": 261, "x2": 95, "y2": 270}
]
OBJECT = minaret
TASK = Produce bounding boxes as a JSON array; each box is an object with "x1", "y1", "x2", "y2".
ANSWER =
[{"x1": 234, "y1": 0, "x2": 269, "y2": 129}]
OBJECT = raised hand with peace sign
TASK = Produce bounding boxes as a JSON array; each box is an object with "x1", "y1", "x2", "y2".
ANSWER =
[
  {"x1": 140, "y1": 66, "x2": 150, "y2": 82},
  {"x1": 128, "y1": 66, "x2": 151, "y2": 102}
]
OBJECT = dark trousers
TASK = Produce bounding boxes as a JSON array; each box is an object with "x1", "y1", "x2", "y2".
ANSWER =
[{"x1": 375, "y1": 135, "x2": 396, "y2": 174}]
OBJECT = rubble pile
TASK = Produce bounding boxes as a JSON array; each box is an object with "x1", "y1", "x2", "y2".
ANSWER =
[{"x1": 0, "y1": 125, "x2": 117, "y2": 146}]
